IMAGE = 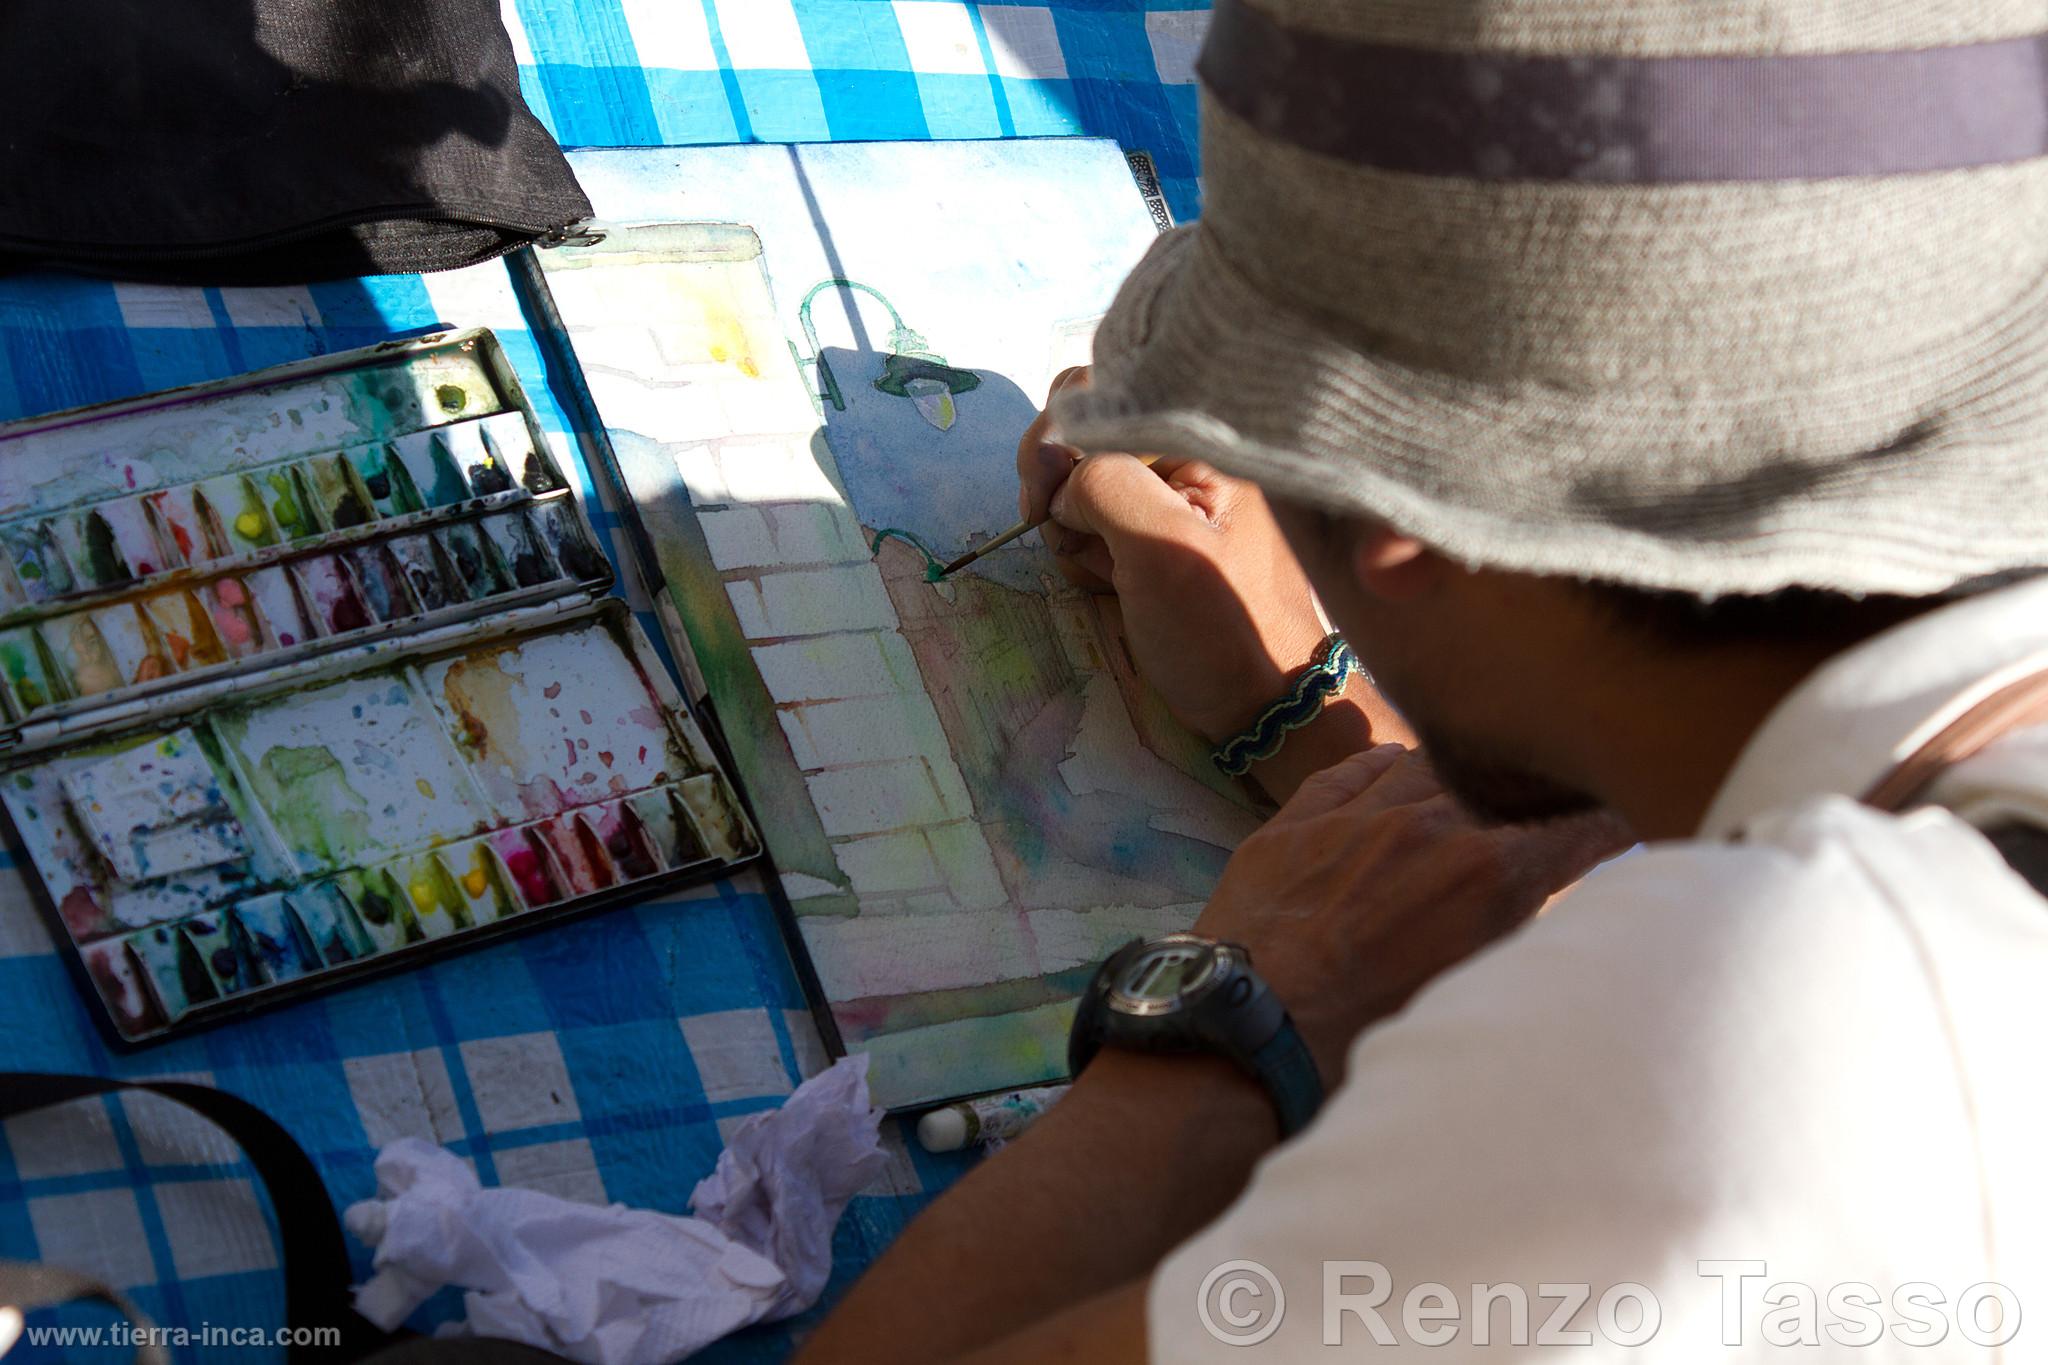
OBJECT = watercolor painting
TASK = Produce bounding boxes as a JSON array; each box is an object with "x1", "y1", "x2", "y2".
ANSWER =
[
  {"x1": 533, "y1": 141, "x2": 1262, "y2": 1108},
  {"x1": 0, "y1": 336, "x2": 756, "y2": 1042}
]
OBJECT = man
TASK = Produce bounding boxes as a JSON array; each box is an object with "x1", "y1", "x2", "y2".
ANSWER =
[{"x1": 797, "y1": 0, "x2": 2048, "y2": 1357}]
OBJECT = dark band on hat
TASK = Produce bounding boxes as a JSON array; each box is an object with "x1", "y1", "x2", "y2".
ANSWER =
[{"x1": 1200, "y1": 0, "x2": 2048, "y2": 182}]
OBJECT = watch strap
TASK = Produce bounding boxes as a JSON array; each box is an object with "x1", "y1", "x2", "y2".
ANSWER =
[{"x1": 1247, "y1": 1016, "x2": 1324, "y2": 1137}]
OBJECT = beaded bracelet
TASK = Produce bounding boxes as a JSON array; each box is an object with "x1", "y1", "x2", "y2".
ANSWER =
[{"x1": 1211, "y1": 633, "x2": 1360, "y2": 778}]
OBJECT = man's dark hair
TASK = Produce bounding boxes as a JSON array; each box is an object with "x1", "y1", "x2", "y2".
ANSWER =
[{"x1": 1583, "y1": 569, "x2": 2043, "y2": 652}]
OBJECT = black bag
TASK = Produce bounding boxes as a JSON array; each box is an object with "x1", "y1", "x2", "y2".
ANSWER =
[
  {"x1": 0, "y1": 0, "x2": 593, "y2": 284},
  {"x1": 0, "y1": 1074, "x2": 574, "y2": 1363}
]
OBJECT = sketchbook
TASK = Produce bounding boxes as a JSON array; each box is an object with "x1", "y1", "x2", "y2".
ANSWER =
[
  {"x1": 0, "y1": 332, "x2": 758, "y2": 1044},
  {"x1": 518, "y1": 140, "x2": 1261, "y2": 1110}
]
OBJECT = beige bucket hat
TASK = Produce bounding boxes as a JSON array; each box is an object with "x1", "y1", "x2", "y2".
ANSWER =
[{"x1": 1055, "y1": 0, "x2": 2048, "y2": 596}]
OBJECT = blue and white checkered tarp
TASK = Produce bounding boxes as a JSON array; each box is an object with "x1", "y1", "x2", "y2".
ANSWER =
[
  {"x1": 503, "y1": 0, "x2": 1208, "y2": 223},
  {"x1": 0, "y1": 3, "x2": 1210, "y2": 1360}
]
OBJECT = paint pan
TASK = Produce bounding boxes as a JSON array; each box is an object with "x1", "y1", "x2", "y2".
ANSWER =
[
  {"x1": 60, "y1": 497, "x2": 164, "y2": 587},
  {"x1": 435, "y1": 522, "x2": 512, "y2": 601},
  {"x1": 285, "y1": 881, "x2": 375, "y2": 965},
  {"x1": 432, "y1": 380, "x2": 478, "y2": 418},
  {"x1": 0, "y1": 626, "x2": 62, "y2": 713},
  {"x1": 89, "y1": 604, "x2": 173, "y2": 686},
  {"x1": 337, "y1": 868, "x2": 420, "y2": 952},
  {"x1": 200, "y1": 475, "x2": 277, "y2": 555},
  {"x1": 82, "y1": 937, "x2": 164, "y2": 1033},
  {"x1": 142, "y1": 486, "x2": 219, "y2": 566},
  {"x1": 300, "y1": 454, "x2": 372, "y2": 530},
  {"x1": 590, "y1": 799, "x2": 662, "y2": 880},
  {"x1": 46, "y1": 614, "x2": 124, "y2": 697},
  {"x1": 479, "y1": 412, "x2": 561, "y2": 494},
  {"x1": 480, "y1": 511, "x2": 557, "y2": 589},
  {"x1": 388, "y1": 428, "x2": 474, "y2": 509},
  {"x1": 234, "y1": 892, "x2": 318, "y2": 984},
  {"x1": 532, "y1": 814, "x2": 617, "y2": 894},
  {"x1": 488, "y1": 826, "x2": 566, "y2": 908},
  {"x1": 292, "y1": 555, "x2": 373, "y2": 636},
  {"x1": 241, "y1": 565, "x2": 309, "y2": 649},
  {"x1": 344, "y1": 545, "x2": 420, "y2": 624},
  {"x1": 261, "y1": 467, "x2": 319, "y2": 542},
  {"x1": 441, "y1": 420, "x2": 514, "y2": 495},
  {"x1": 0, "y1": 552, "x2": 28, "y2": 613},
  {"x1": 386, "y1": 534, "x2": 458, "y2": 613},
  {"x1": 346, "y1": 443, "x2": 425, "y2": 520},
  {"x1": 205, "y1": 579, "x2": 262, "y2": 660},
  {"x1": 537, "y1": 502, "x2": 609, "y2": 582},
  {"x1": 58, "y1": 881, "x2": 113, "y2": 939},
  {"x1": 395, "y1": 852, "x2": 470, "y2": 939},
  {"x1": 53, "y1": 513, "x2": 131, "y2": 588},
  {"x1": 629, "y1": 787, "x2": 712, "y2": 869},
  {"x1": 98, "y1": 497, "x2": 170, "y2": 578},
  {"x1": 441, "y1": 838, "x2": 514, "y2": 924},
  {"x1": 182, "y1": 911, "x2": 252, "y2": 996},
  {"x1": 127, "y1": 922, "x2": 217, "y2": 1019},
  {"x1": 143, "y1": 590, "x2": 230, "y2": 672},
  {"x1": 680, "y1": 774, "x2": 756, "y2": 861},
  {"x1": 4, "y1": 520, "x2": 76, "y2": 600}
]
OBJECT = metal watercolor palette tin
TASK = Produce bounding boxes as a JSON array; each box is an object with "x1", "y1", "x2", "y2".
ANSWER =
[{"x1": 0, "y1": 331, "x2": 758, "y2": 1044}]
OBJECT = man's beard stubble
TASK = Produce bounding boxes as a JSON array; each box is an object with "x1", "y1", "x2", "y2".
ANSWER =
[{"x1": 1404, "y1": 718, "x2": 1605, "y2": 828}]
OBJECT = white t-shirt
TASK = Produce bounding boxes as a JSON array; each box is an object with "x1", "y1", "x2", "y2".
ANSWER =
[{"x1": 1150, "y1": 577, "x2": 2048, "y2": 1361}]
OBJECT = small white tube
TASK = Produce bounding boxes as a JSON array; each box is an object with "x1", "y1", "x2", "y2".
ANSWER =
[{"x1": 915, "y1": 1084, "x2": 1068, "y2": 1152}]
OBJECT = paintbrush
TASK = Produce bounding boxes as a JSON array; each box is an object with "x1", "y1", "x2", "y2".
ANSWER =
[
  {"x1": 933, "y1": 452, "x2": 1158, "y2": 579},
  {"x1": 933, "y1": 515, "x2": 1040, "y2": 578}
]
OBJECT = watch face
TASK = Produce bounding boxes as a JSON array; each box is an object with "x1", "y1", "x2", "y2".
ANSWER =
[{"x1": 1113, "y1": 939, "x2": 1216, "y2": 1009}]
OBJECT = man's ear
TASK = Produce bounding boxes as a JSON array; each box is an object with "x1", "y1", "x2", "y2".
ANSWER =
[{"x1": 1350, "y1": 526, "x2": 1440, "y2": 602}]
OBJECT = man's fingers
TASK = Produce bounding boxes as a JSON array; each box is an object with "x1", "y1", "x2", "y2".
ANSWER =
[
  {"x1": 1048, "y1": 529, "x2": 1116, "y2": 591},
  {"x1": 1322, "y1": 747, "x2": 1445, "y2": 821},
  {"x1": 1146, "y1": 457, "x2": 1247, "y2": 523},
  {"x1": 1272, "y1": 745, "x2": 1410, "y2": 824},
  {"x1": 1018, "y1": 440, "x2": 1078, "y2": 523},
  {"x1": 1048, "y1": 452, "x2": 1202, "y2": 548},
  {"x1": 1015, "y1": 368, "x2": 1092, "y2": 521},
  {"x1": 1012, "y1": 403, "x2": 1058, "y2": 522},
  {"x1": 1153, "y1": 457, "x2": 1240, "y2": 495}
]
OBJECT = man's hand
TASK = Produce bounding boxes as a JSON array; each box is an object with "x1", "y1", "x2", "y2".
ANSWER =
[
  {"x1": 1018, "y1": 368, "x2": 1329, "y2": 745},
  {"x1": 1018, "y1": 369, "x2": 1408, "y2": 801},
  {"x1": 1197, "y1": 746, "x2": 1631, "y2": 1081}
]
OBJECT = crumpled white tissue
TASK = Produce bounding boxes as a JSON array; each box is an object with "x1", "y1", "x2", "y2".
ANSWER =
[{"x1": 345, "y1": 1053, "x2": 889, "y2": 1364}]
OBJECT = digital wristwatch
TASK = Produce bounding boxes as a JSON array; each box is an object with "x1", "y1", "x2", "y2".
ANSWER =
[{"x1": 1068, "y1": 933, "x2": 1324, "y2": 1137}]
